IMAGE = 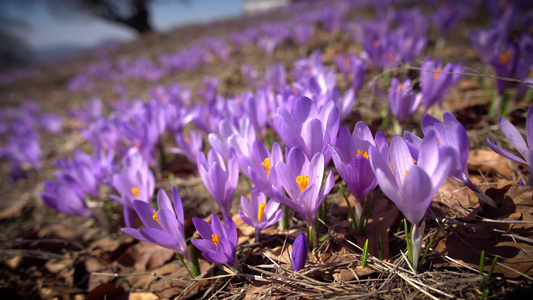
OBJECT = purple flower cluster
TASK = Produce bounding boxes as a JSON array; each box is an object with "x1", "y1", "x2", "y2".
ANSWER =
[{"x1": 1, "y1": 100, "x2": 62, "y2": 181}]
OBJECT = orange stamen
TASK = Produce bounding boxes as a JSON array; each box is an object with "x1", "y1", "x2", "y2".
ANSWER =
[
  {"x1": 296, "y1": 175, "x2": 309, "y2": 191},
  {"x1": 258, "y1": 202, "x2": 266, "y2": 222},
  {"x1": 261, "y1": 157, "x2": 271, "y2": 175},
  {"x1": 131, "y1": 187, "x2": 140, "y2": 199},
  {"x1": 434, "y1": 68, "x2": 441, "y2": 80},
  {"x1": 499, "y1": 50, "x2": 511, "y2": 65},
  {"x1": 152, "y1": 210, "x2": 160, "y2": 224},
  {"x1": 212, "y1": 234, "x2": 220, "y2": 246}
]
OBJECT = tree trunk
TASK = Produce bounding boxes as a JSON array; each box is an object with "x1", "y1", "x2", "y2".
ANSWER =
[{"x1": 122, "y1": 0, "x2": 153, "y2": 34}]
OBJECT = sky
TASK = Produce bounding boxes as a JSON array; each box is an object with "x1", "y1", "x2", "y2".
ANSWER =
[{"x1": 7, "y1": 0, "x2": 243, "y2": 51}]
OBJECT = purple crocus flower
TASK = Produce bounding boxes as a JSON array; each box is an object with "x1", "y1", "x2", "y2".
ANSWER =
[
  {"x1": 332, "y1": 88, "x2": 356, "y2": 124},
  {"x1": 191, "y1": 213, "x2": 237, "y2": 266},
  {"x1": 198, "y1": 76, "x2": 219, "y2": 103},
  {"x1": 271, "y1": 148, "x2": 334, "y2": 228},
  {"x1": 362, "y1": 30, "x2": 397, "y2": 70},
  {"x1": 110, "y1": 148, "x2": 155, "y2": 227},
  {"x1": 292, "y1": 233, "x2": 308, "y2": 272},
  {"x1": 208, "y1": 116, "x2": 256, "y2": 160},
  {"x1": 83, "y1": 117, "x2": 121, "y2": 152},
  {"x1": 240, "y1": 141, "x2": 283, "y2": 198},
  {"x1": 433, "y1": 5, "x2": 465, "y2": 38},
  {"x1": 488, "y1": 104, "x2": 533, "y2": 184},
  {"x1": 388, "y1": 78, "x2": 422, "y2": 125},
  {"x1": 197, "y1": 149, "x2": 239, "y2": 219},
  {"x1": 239, "y1": 189, "x2": 282, "y2": 241},
  {"x1": 369, "y1": 133, "x2": 452, "y2": 226},
  {"x1": 170, "y1": 130, "x2": 203, "y2": 163},
  {"x1": 39, "y1": 113, "x2": 63, "y2": 134},
  {"x1": 405, "y1": 113, "x2": 498, "y2": 208},
  {"x1": 274, "y1": 96, "x2": 339, "y2": 162},
  {"x1": 489, "y1": 41, "x2": 519, "y2": 95},
  {"x1": 470, "y1": 26, "x2": 503, "y2": 64},
  {"x1": 420, "y1": 56, "x2": 462, "y2": 110},
  {"x1": 39, "y1": 179, "x2": 92, "y2": 217},
  {"x1": 369, "y1": 133, "x2": 453, "y2": 269},
  {"x1": 121, "y1": 187, "x2": 188, "y2": 257},
  {"x1": 330, "y1": 122, "x2": 389, "y2": 205}
]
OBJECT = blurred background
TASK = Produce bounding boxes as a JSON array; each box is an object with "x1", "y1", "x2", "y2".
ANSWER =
[{"x1": 0, "y1": 0, "x2": 295, "y2": 68}]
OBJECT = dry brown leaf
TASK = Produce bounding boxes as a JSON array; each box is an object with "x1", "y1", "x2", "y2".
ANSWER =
[
  {"x1": 243, "y1": 281, "x2": 269, "y2": 300},
  {"x1": 36, "y1": 223, "x2": 83, "y2": 241},
  {"x1": 129, "y1": 292, "x2": 159, "y2": 300},
  {"x1": 468, "y1": 149, "x2": 515, "y2": 180},
  {"x1": 45, "y1": 259, "x2": 74, "y2": 273},
  {"x1": 434, "y1": 180, "x2": 533, "y2": 278},
  {"x1": 116, "y1": 241, "x2": 174, "y2": 271},
  {"x1": 86, "y1": 283, "x2": 127, "y2": 300},
  {"x1": 126, "y1": 261, "x2": 179, "y2": 290}
]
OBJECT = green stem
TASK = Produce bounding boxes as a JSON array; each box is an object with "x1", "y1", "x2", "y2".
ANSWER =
[
  {"x1": 279, "y1": 205, "x2": 290, "y2": 231},
  {"x1": 188, "y1": 245, "x2": 201, "y2": 277},
  {"x1": 177, "y1": 252, "x2": 194, "y2": 279},
  {"x1": 339, "y1": 185, "x2": 356, "y2": 236},
  {"x1": 489, "y1": 91, "x2": 502, "y2": 119},
  {"x1": 308, "y1": 224, "x2": 318, "y2": 250}
]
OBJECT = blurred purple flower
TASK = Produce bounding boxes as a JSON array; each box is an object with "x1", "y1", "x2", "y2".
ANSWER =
[
  {"x1": 110, "y1": 148, "x2": 155, "y2": 227},
  {"x1": 239, "y1": 189, "x2": 282, "y2": 241},
  {"x1": 82, "y1": 117, "x2": 121, "y2": 151},
  {"x1": 208, "y1": 116, "x2": 256, "y2": 161},
  {"x1": 420, "y1": 57, "x2": 462, "y2": 110},
  {"x1": 198, "y1": 76, "x2": 219, "y2": 103},
  {"x1": 191, "y1": 213, "x2": 237, "y2": 266},
  {"x1": 170, "y1": 130, "x2": 203, "y2": 163},
  {"x1": 433, "y1": 6, "x2": 465, "y2": 38},
  {"x1": 39, "y1": 113, "x2": 63, "y2": 134},
  {"x1": 121, "y1": 187, "x2": 188, "y2": 257},
  {"x1": 388, "y1": 78, "x2": 422, "y2": 125},
  {"x1": 489, "y1": 41, "x2": 519, "y2": 95},
  {"x1": 39, "y1": 178, "x2": 92, "y2": 217}
]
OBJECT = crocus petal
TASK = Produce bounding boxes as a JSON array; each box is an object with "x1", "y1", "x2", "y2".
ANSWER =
[
  {"x1": 123, "y1": 206, "x2": 139, "y2": 228},
  {"x1": 121, "y1": 228, "x2": 149, "y2": 243},
  {"x1": 301, "y1": 118, "x2": 325, "y2": 158},
  {"x1": 239, "y1": 209, "x2": 255, "y2": 227},
  {"x1": 211, "y1": 212, "x2": 225, "y2": 238},
  {"x1": 369, "y1": 146, "x2": 401, "y2": 204},
  {"x1": 192, "y1": 217, "x2": 213, "y2": 240},
  {"x1": 499, "y1": 116, "x2": 529, "y2": 158},
  {"x1": 138, "y1": 228, "x2": 178, "y2": 250},
  {"x1": 487, "y1": 138, "x2": 527, "y2": 164},
  {"x1": 224, "y1": 216, "x2": 238, "y2": 247},
  {"x1": 203, "y1": 250, "x2": 231, "y2": 264},
  {"x1": 172, "y1": 186, "x2": 184, "y2": 222},
  {"x1": 390, "y1": 136, "x2": 415, "y2": 185},
  {"x1": 133, "y1": 200, "x2": 160, "y2": 229},
  {"x1": 156, "y1": 189, "x2": 172, "y2": 212},
  {"x1": 401, "y1": 165, "x2": 433, "y2": 225},
  {"x1": 191, "y1": 238, "x2": 216, "y2": 253}
]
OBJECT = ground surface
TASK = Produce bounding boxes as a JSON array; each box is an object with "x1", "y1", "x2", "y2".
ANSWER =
[{"x1": 1, "y1": 2, "x2": 533, "y2": 299}]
